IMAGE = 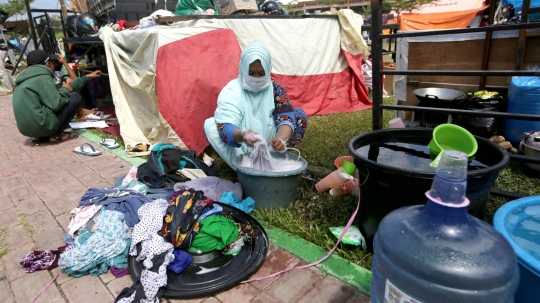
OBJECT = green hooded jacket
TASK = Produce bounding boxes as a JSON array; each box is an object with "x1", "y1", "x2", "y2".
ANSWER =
[{"x1": 12, "y1": 65, "x2": 88, "y2": 137}]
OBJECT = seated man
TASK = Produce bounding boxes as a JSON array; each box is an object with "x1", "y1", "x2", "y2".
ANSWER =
[{"x1": 12, "y1": 50, "x2": 100, "y2": 143}]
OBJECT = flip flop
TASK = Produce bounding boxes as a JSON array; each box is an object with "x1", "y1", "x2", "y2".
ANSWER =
[
  {"x1": 100, "y1": 138, "x2": 120, "y2": 149},
  {"x1": 74, "y1": 143, "x2": 102, "y2": 156}
]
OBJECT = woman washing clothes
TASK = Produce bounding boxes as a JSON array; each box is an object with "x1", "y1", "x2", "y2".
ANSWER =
[{"x1": 204, "y1": 43, "x2": 308, "y2": 170}]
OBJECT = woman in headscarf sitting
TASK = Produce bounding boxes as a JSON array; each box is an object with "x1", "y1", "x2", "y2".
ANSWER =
[{"x1": 204, "y1": 43, "x2": 308, "y2": 170}]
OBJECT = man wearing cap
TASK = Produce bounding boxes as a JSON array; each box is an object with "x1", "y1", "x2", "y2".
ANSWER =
[{"x1": 12, "y1": 50, "x2": 101, "y2": 143}]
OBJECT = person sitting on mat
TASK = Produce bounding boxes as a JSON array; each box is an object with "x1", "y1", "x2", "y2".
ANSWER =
[
  {"x1": 203, "y1": 43, "x2": 308, "y2": 170},
  {"x1": 12, "y1": 50, "x2": 101, "y2": 143}
]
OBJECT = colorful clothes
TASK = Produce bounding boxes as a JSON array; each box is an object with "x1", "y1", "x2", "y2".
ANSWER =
[
  {"x1": 68, "y1": 204, "x2": 103, "y2": 236},
  {"x1": 119, "y1": 199, "x2": 175, "y2": 303},
  {"x1": 20, "y1": 245, "x2": 72, "y2": 273},
  {"x1": 59, "y1": 210, "x2": 130, "y2": 271},
  {"x1": 216, "y1": 78, "x2": 308, "y2": 147},
  {"x1": 189, "y1": 215, "x2": 238, "y2": 253}
]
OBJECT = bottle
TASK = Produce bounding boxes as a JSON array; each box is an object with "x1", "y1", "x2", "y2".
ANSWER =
[
  {"x1": 315, "y1": 160, "x2": 356, "y2": 193},
  {"x1": 329, "y1": 179, "x2": 358, "y2": 196},
  {"x1": 370, "y1": 150, "x2": 519, "y2": 303}
]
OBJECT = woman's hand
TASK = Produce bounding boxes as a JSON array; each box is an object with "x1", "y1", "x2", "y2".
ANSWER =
[
  {"x1": 241, "y1": 130, "x2": 259, "y2": 147},
  {"x1": 270, "y1": 136, "x2": 287, "y2": 152}
]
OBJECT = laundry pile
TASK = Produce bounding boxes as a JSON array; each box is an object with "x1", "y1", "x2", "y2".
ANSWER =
[{"x1": 19, "y1": 144, "x2": 259, "y2": 302}]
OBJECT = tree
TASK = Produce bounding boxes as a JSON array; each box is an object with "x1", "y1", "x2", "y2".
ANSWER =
[
  {"x1": 362, "y1": 0, "x2": 438, "y2": 18},
  {"x1": 392, "y1": 0, "x2": 437, "y2": 15},
  {"x1": 0, "y1": 0, "x2": 35, "y2": 18}
]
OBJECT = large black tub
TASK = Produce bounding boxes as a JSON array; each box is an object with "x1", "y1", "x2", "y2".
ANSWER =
[{"x1": 349, "y1": 128, "x2": 509, "y2": 252}]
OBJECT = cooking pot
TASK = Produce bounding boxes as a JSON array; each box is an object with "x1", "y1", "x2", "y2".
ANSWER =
[{"x1": 521, "y1": 134, "x2": 540, "y2": 172}]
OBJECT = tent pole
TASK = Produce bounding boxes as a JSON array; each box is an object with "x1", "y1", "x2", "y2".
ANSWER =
[
  {"x1": 479, "y1": 0, "x2": 497, "y2": 90},
  {"x1": 24, "y1": 0, "x2": 38, "y2": 50},
  {"x1": 515, "y1": 0, "x2": 530, "y2": 70},
  {"x1": 371, "y1": 0, "x2": 383, "y2": 130},
  {"x1": 59, "y1": 0, "x2": 68, "y2": 22}
]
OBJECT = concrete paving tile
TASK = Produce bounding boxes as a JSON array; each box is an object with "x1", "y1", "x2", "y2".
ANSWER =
[
  {"x1": 297, "y1": 276, "x2": 356, "y2": 303},
  {"x1": 42, "y1": 194, "x2": 76, "y2": 216},
  {"x1": 53, "y1": 172, "x2": 85, "y2": 188},
  {"x1": 28, "y1": 209, "x2": 59, "y2": 233},
  {"x1": 251, "y1": 292, "x2": 278, "y2": 303},
  {"x1": 15, "y1": 197, "x2": 47, "y2": 214},
  {"x1": 169, "y1": 296, "x2": 209, "y2": 303},
  {"x1": 4, "y1": 224, "x2": 33, "y2": 249},
  {"x1": 2, "y1": 175, "x2": 28, "y2": 190},
  {"x1": 216, "y1": 283, "x2": 260, "y2": 303},
  {"x1": 76, "y1": 172, "x2": 107, "y2": 187},
  {"x1": 0, "y1": 207, "x2": 19, "y2": 227},
  {"x1": 8, "y1": 184, "x2": 34, "y2": 202},
  {"x1": 1, "y1": 242, "x2": 35, "y2": 281},
  {"x1": 98, "y1": 270, "x2": 117, "y2": 284},
  {"x1": 0, "y1": 258, "x2": 6, "y2": 278},
  {"x1": 44, "y1": 165, "x2": 70, "y2": 178},
  {"x1": 35, "y1": 226, "x2": 65, "y2": 251},
  {"x1": 34, "y1": 184, "x2": 63, "y2": 202},
  {"x1": 39, "y1": 159, "x2": 61, "y2": 171},
  {"x1": 51, "y1": 298, "x2": 68, "y2": 303},
  {"x1": 55, "y1": 212, "x2": 72, "y2": 232},
  {"x1": 26, "y1": 147, "x2": 54, "y2": 159},
  {"x1": 11, "y1": 270, "x2": 61, "y2": 303},
  {"x1": 107, "y1": 275, "x2": 134, "y2": 297},
  {"x1": 0, "y1": 191, "x2": 14, "y2": 211},
  {"x1": 0, "y1": 278, "x2": 15, "y2": 303},
  {"x1": 21, "y1": 166, "x2": 47, "y2": 180},
  {"x1": 248, "y1": 249, "x2": 301, "y2": 291},
  {"x1": 265, "y1": 266, "x2": 326, "y2": 303},
  {"x1": 50, "y1": 267, "x2": 75, "y2": 285},
  {"x1": 346, "y1": 293, "x2": 371, "y2": 303},
  {"x1": 0, "y1": 165, "x2": 20, "y2": 179},
  {"x1": 67, "y1": 166, "x2": 92, "y2": 177},
  {"x1": 16, "y1": 159, "x2": 38, "y2": 170},
  {"x1": 61, "y1": 275, "x2": 114, "y2": 302},
  {"x1": 0, "y1": 158, "x2": 16, "y2": 168}
]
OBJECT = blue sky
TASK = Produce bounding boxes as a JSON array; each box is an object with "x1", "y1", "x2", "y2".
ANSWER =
[
  {"x1": 0, "y1": 0, "x2": 59, "y2": 10},
  {"x1": 1, "y1": 0, "x2": 60, "y2": 20}
]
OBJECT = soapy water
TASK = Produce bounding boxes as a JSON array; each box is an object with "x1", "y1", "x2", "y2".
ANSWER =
[{"x1": 239, "y1": 147, "x2": 303, "y2": 172}]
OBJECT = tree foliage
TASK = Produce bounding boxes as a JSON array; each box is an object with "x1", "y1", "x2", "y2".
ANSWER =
[
  {"x1": 362, "y1": 0, "x2": 438, "y2": 17},
  {"x1": 0, "y1": 0, "x2": 35, "y2": 18}
]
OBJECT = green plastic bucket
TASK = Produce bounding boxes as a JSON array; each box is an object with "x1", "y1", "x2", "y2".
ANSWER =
[{"x1": 233, "y1": 151, "x2": 308, "y2": 210}]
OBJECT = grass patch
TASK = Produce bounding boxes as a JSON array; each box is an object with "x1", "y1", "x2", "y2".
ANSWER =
[
  {"x1": 0, "y1": 227, "x2": 8, "y2": 257},
  {"x1": 18, "y1": 212, "x2": 36, "y2": 241}
]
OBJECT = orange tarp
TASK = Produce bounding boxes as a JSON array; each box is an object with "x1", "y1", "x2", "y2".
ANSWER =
[{"x1": 399, "y1": 0, "x2": 488, "y2": 31}]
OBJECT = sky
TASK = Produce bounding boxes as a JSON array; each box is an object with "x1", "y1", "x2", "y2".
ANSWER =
[{"x1": 0, "y1": 0, "x2": 61, "y2": 20}]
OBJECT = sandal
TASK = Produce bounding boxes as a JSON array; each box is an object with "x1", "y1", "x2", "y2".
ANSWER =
[{"x1": 50, "y1": 132, "x2": 79, "y2": 143}]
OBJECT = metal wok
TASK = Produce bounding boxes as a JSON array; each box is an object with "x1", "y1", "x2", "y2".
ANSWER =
[{"x1": 413, "y1": 88, "x2": 467, "y2": 105}]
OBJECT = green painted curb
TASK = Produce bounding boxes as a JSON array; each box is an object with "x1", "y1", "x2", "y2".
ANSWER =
[
  {"x1": 76, "y1": 129, "x2": 146, "y2": 166},
  {"x1": 259, "y1": 220, "x2": 372, "y2": 294}
]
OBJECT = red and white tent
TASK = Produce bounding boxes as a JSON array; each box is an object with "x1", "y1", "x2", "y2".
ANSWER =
[{"x1": 101, "y1": 10, "x2": 371, "y2": 154}]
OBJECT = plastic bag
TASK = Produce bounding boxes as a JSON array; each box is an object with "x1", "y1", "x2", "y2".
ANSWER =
[
  {"x1": 455, "y1": 93, "x2": 506, "y2": 138},
  {"x1": 329, "y1": 225, "x2": 366, "y2": 249}
]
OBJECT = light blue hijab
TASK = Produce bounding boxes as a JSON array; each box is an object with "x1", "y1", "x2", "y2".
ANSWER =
[{"x1": 214, "y1": 43, "x2": 276, "y2": 141}]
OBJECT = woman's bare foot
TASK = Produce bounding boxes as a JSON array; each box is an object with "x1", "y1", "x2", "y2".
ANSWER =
[{"x1": 77, "y1": 107, "x2": 95, "y2": 119}]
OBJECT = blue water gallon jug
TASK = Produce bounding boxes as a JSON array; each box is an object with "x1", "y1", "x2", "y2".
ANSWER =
[
  {"x1": 503, "y1": 71, "x2": 540, "y2": 146},
  {"x1": 370, "y1": 150, "x2": 519, "y2": 303}
]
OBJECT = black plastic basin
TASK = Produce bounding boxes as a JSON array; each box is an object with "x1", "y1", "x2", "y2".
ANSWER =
[
  {"x1": 128, "y1": 202, "x2": 268, "y2": 299},
  {"x1": 349, "y1": 128, "x2": 509, "y2": 252}
]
